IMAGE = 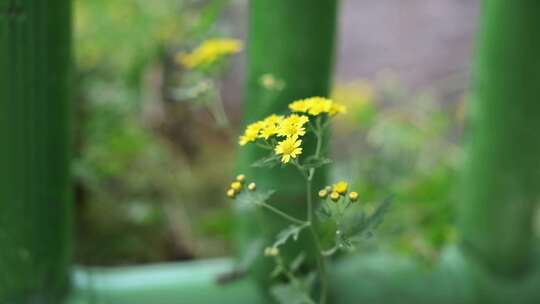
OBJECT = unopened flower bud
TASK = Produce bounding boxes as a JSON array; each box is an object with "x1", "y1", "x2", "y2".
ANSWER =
[
  {"x1": 230, "y1": 181, "x2": 242, "y2": 192},
  {"x1": 248, "y1": 182, "x2": 256, "y2": 191},
  {"x1": 349, "y1": 191, "x2": 359, "y2": 202},
  {"x1": 264, "y1": 247, "x2": 279, "y2": 257},
  {"x1": 318, "y1": 189, "x2": 328, "y2": 199},
  {"x1": 330, "y1": 192, "x2": 340, "y2": 202},
  {"x1": 227, "y1": 188, "x2": 236, "y2": 199},
  {"x1": 236, "y1": 174, "x2": 245, "y2": 182}
]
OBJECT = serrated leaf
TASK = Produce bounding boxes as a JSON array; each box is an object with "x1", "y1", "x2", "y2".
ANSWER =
[
  {"x1": 236, "y1": 190, "x2": 275, "y2": 207},
  {"x1": 251, "y1": 154, "x2": 280, "y2": 168},
  {"x1": 350, "y1": 195, "x2": 393, "y2": 236},
  {"x1": 302, "y1": 272, "x2": 317, "y2": 290},
  {"x1": 336, "y1": 232, "x2": 355, "y2": 250},
  {"x1": 316, "y1": 205, "x2": 331, "y2": 221},
  {"x1": 236, "y1": 239, "x2": 264, "y2": 270},
  {"x1": 290, "y1": 252, "x2": 306, "y2": 273},
  {"x1": 270, "y1": 263, "x2": 285, "y2": 278},
  {"x1": 273, "y1": 224, "x2": 308, "y2": 248},
  {"x1": 302, "y1": 157, "x2": 333, "y2": 169}
]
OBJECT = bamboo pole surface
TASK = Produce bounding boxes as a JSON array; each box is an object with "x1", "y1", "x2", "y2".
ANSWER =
[{"x1": 0, "y1": 1, "x2": 72, "y2": 303}]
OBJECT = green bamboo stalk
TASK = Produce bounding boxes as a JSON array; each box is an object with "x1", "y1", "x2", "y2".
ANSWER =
[
  {"x1": 235, "y1": 0, "x2": 338, "y2": 291},
  {"x1": 0, "y1": 1, "x2": 72, "y2": 303},
  {"x1": 459, "y1": 0, "x2": 540, "y2": 277}
]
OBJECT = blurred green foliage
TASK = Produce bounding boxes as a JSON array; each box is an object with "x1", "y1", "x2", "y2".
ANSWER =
[
  {"x1": 73, "y1": 0, "x2": 236, "y2": 265},
  {"x1": 332, "y1": 76, "x2": 464, "y2": 262},
  {"x1": 73, "y1": 0, "x2": 465, "y2": 266}
]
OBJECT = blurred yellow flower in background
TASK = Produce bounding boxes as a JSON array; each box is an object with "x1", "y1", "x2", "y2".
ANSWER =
[
  {"x1": 177, "y1": 38, "x2": 242, "y2": 69},
  {"x1": 259, "y1": 74, "x2": 285, "y2": 91},
  {"x1": 331, "y1": 80, "x2": 375, "y2": 125}
]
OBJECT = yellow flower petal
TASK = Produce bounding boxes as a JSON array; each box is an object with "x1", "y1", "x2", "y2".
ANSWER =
[
  {"x1": 275, "y1": 137, "x2": 303, "y2": 164},
  {"x1": 332, "y1": 181, "x2": 348, "y2": 194}
]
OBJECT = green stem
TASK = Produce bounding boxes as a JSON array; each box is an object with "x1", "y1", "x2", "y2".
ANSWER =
[
  {"x1": 305, "y1": 121, "x2": 328, "y2": 303},
  {"x1": 206, "y1": 82, "x2": 231, "y2": 129},
  {"x1": 314, "y1": 117, "x2": 323, "y2": 158},
  {"x1": 306, "y1": 177, "x2": 327, "y2": 304},
  {"x1": 259, "y1": 202, "x2": 307, "y2": 226},
  {"x1": 296, "y1": 116, "x2": 329, "y2": 304}
]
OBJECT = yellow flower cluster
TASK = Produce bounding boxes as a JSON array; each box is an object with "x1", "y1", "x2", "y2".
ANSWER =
[
  {"x1": 226, "y1": 174, "x2": 256, "y2": 199},
  {"x1": 239, "y1": 97, "x2": 345, "y2": 164},
  {"x1": 239, "y1": 113, "x2": 308, "y2": 164},
  {"x1": 177, "y1": 38, "x2": 242, "y2": 69},
  {"x1": 318, "y1": 181, "x2": 359, "y2": 203},
  {"x1": 289, "y1": 97, "x2": 347, "y2": 116}
]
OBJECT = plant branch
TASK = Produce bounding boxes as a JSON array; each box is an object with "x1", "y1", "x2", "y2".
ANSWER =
[{"x1": 259, "y1": 202, "x2": 308, "y2": 226}]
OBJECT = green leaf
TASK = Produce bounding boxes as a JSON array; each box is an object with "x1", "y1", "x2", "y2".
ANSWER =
[
  {"x1": 251, "y1": 154, "x2": 280, "y2": 168},
  {"x1": 236, "y1": 190, "x2": 275, "y2": 207},
  {"x1": 350, "y1": 195, "x2": 393, "y2": 236},
  {"x1": 270, "y1": 263, "x2": 285, "y2": 278},
  {"x1": 316, "y1": 204, "x2": 332, "y2": 221},
  {"x1": 236, "y1": 239, "x2": 264, "y2": 271},
  {"x1": 290, "y1": 252, "x2": 306, "y2": 273},
  {"x1": 273, "y1": 224, "x2": 307, "y2": 248},
  {"x1": 302, "y1": 157, "x2": 333, "y2": 169}
]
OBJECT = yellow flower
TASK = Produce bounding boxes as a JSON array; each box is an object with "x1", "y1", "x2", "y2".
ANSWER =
[
  {"x1": 289, "y1": 96, "x2": 347, "y2": 117},
  {"x1": 307, "y1": 97, "x2": 333, "y2": 116},
  {"x1": 277, "y1": 114, "x2": 309, "y2": 138},
  {"x1": 263, "y1": 114, "x2": 284, "y2": 125},
  {"x1": 349, "y1": 191, "x2": 359, "y2": 202},
  {"x1": 289, "y1": 99, "x2": 311, "y2": 113},
  {"x1": 239, "y1": 134, "x2": 255, "y2": 146},
  {"x1": 332, "y1": 181, "x2": 348, "y2": 195},
  {"x1": 286, "y1": 114, "x2": 309, "y2": 126},
  {"x1": 329, "y1": 103, "x2": 347, "y2": 116},
  {"x1": 275, "y1": 136, "x2": 303, "y2": 164},
  {"x1": 330, "y1": 191, "x2": 340, "y2": 202},
  {"x1": 177, "y1": 38, "x2": 242, "y2": 69},
  {"x1": 260, "y1": 124, "x2": 280, "y2": 139},
  {"x1": 239, "y1": 121, "x2": 265, "y2": 146},
  {"x1": 259, "y1": 114, "x2": 283, "y2": 139}
]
